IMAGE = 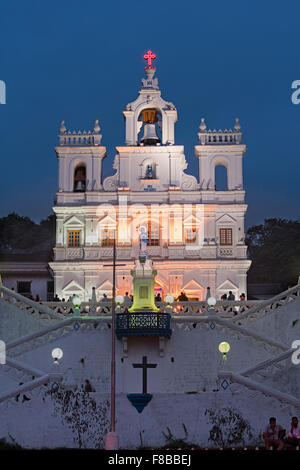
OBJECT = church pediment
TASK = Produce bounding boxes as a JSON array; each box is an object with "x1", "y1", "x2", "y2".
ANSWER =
[
  {"x1": 183, "y1": 213, "x2": 203, "y2": 226},
  {"x1": 216, "y1": 279, "x2": 238, "y2": 291},
  {"x1": 216, "y1": 213, "x2": 236, "y2": 224},
  {"x1": 97, "y1": 280, "x2": 113, "y2": 291},
  {"x1": 98, "y1": 214, "x2": 116, "y2": 229},
  {"x1": 62, "y1": 280, "x2": 84, "y2": 292},
  {"x1": 64, "y1": 215, "x2": 84, "y2": 226},
  {"x1": 182, "y1": 279, "x2": 204, "y2": 292}
]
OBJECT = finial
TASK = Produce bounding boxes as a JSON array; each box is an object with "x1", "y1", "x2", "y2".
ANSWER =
[
  {"x1": 93, "y1": 119, "x2": 101, "y2": 134},
  {"x1": 199, "y1": 117, "x2": 207, "y2": 132},
  {"x1": 59, "y1": 120, "x2": 66, "y2": 134},
  {"x1": 234, "y1": 117, "x2": 241, "y2": 131},
  {"x1": 145, "y1": 67, "x2": 156, "y2": 80}
]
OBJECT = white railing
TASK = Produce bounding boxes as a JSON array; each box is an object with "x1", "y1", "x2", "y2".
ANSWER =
[
  {"x1": 59, "y1": 132, "x2": 102, "y2": 147},
  {"x1": 43, "y1": 300, "x2": 260, "y2": 318},
  {"x1": 219, "y1": 371, "x2": 300, "y2": 408},
  {"x1": 232, "y1": 283, "x2": 300, "y2": 323},
  {"x1": 238, "y1": 349, "x2": 294, "y2": 379},
  {"x1": 198, "y1": 130, "x2": 242, "y2": 146},
  {"x1": 5, "y1": 356, "x2": 46, "y2": 378},
  {"x1": 0, "y1": 372, "x2": 62, "y2": 406},
  {"x1": 5, "y1": 317, "x2": 113, "y2": 359},
  {"x1": 172, "y1": 314, "x2": 287, "y2": 352},
  {"x1": 0, "y1": 286, "x2": 64, "y2": 322},
  {"x1": 44, "y1": 301, "x2": 112, "y2": 316}
]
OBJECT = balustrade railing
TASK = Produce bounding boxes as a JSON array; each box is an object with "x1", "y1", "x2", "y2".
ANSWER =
[
  {"x1": 0, "y1": 286, "x2": 63, "y2": 322},
  {"x1": 219, "y1": 371, "x2": 300, "y2": 408},
  {"x1": 232, "y1": 283, "x2": 300, "y2": 323},
  {"x1": 116, "y1": 312, "x2": 172, "y2": 338},
  {"x1": 3, "y1": 281, "x2": 298, "y2": 326},
  {"x1": 0, "y1": 372, "x2": 63, "y2": 406},
  {"x1": 43, "y1": 300, "x2": 260, "y2": 318}
]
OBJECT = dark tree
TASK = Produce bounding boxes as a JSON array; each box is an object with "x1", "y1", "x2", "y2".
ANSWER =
[
  {"x1": 0, "y1": 213, "x2": 55, "y2": 260},
  {"x1": 246, "y1": 218, "x2": 300, "y2": 290}
]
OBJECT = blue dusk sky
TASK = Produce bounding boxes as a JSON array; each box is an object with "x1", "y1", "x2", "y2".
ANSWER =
[{"x1": 0, "y1": 0, "x2": 299, "y2": 227}]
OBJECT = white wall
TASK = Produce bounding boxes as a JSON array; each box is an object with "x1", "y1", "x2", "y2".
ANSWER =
[{"x1": 0, "y1": 390, "x2": 297, "y2": 449}]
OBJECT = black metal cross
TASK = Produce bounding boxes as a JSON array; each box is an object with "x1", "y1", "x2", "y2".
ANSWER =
[{"x1": 132, "y1": 356, "x2": 157, "y2": 394}]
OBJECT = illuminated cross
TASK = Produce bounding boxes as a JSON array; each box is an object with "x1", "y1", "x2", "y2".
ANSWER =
[
  {"x1": 133, "y1": 356, "x2": 157, "y2": 394},
  {"x1": 144, "y1": 50, "x2": 156, "y2": 67}
]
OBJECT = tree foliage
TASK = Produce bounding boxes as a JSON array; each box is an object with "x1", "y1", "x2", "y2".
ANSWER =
[
  {"x1": 246, "y1": 218, "x2": 300, "y2": 289},
  {"x1": 0, "y1": 212, "x2": 55, "y2": 258}
]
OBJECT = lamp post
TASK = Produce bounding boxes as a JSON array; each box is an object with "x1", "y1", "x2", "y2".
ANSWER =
[
  {"x1": 105, "y1": 232, "x2": 119, "y2": 450},
  {"x1": 103, "y1": 231, "x2": 126, "y2": 449},
  {"x1": 207, "y1": 296, "x2": 216, "y2": 313},
  {"x1": 218, "y1": 341, "x2": 231, "y2": 360}
]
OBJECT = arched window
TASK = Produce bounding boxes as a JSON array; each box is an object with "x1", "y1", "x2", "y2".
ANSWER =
[
  {"x1": 74, "y1": 165, "x2": 86, "y2": 192},
  {"x1": 215, "y1": 164, "x2": 228, "y2": 191}
]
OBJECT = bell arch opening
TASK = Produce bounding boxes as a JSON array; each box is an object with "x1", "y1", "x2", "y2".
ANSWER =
[
  {"x1": 138, "y1": 108, "x2": 162, "y2": 146},
  {"x1": 214, "y1": 164, "x2": 228, "y2": 191},
  {"x1": 74, "y1": 165, "x2": 86, "y2": 192}
]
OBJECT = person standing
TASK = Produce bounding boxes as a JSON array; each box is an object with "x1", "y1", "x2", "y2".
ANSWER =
[
  {"x1": 228, "y1": 291, "x2": 235, "y2": 301},
  {"x1": 123, "y1": 292, "x2": 132, "y2": 313}
]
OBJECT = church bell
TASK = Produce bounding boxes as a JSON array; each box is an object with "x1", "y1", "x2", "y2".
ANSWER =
[
  {"x1": 74, "y1": 180, "x2": 85, "y2": 192},
  {"x1": 141, "y1": 123, "x2": 161, "y2": 145},
  {"x1": 140, "y1": 109, "x2": 161, "y2": 146}
]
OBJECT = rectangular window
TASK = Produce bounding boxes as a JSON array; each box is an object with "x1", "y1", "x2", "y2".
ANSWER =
[
  {"x1": 101, "y1": 229, "x2": 115, "y2": 247},
  {"x1": 148, "y1": 222, "x2": 160, "y2": 246},
  {"x1": 47, "y1": 281, "x2": 54, "y2": 301},
  {"x1": 219, "y1": 228, "x2": 233, "y2": 246},
  {"x1": 184, "y1": 227, "x2": 197, "y2": 244},
  {"x1": 17, "y1": 281, "x2": 31, "y2": 297},
  {"x1": 68, "y1": 230, "x2": 81, "y2": 248},
  {"x1": 169, "y1": 215, "x2": 183, "y2": 244}
]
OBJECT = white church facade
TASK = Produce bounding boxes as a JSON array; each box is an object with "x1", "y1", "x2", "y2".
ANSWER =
[{"x1": 49, "y1": 57, "x2": 251, "y2": 302}]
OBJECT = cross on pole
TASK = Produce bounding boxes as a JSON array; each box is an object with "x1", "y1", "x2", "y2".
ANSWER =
[
  {"x1": 144, "y1": 50, "x2": 156, "y2": 67},
  {"x1": 133, "y1": 356, "x2": 157, "y2": 394}
]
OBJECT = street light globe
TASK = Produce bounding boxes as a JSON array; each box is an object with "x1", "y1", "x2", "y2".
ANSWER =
[
  {"x1": 115, "y1": 295, "x2": 124, "y2": 304},
  {"x1": 52, "y1": 348, "x2": 63, "y2": 361},
  {"x1": 207, "y1": 296, "x2": 216, "y2": 306},
  {"x1": 72, "y1": 295, "x2": 81, "y2": 307},
  {"x1": 218, "y1": 342, "x2": 230, "y2": 354},
  {"x1": 165, "y1": 295, "x2": 174, "y2": 304}
]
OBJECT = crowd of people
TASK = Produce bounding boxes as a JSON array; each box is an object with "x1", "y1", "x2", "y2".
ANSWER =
[{"x1": 8, "y1": 287, "x2": 249, "y2": 305}]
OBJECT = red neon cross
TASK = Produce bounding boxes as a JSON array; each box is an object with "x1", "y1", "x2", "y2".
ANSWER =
[{"x1": 144, "y1": 50, "x2": 156, "y2": 67}]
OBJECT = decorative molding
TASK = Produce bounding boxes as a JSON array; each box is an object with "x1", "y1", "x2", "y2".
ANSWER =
[
  {"x1": 103, "y1": 169, "x2": 119, "y2": 191},
  {"x1": 181, "y1": 172, "x2": 198, "y2": 191}
]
